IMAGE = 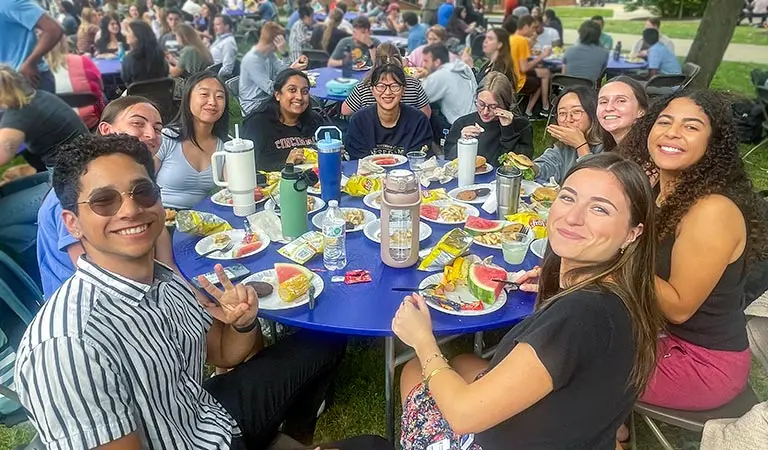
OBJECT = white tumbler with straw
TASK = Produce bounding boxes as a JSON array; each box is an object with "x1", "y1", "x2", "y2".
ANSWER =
[
  {"x1": 210, "y1": 124, "x2": 257, "y2": 217},
  {"x1": 457, "y1": 137, "x2": 478, "y2": 187}
]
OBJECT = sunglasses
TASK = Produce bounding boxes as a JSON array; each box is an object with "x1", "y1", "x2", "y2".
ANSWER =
[{"x1": 75, "y1": 181, "x2": 162, "y2": 217}]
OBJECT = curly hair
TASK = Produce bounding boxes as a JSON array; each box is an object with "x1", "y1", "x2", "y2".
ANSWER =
[
  {"x1": 617, "y1": 90, "x2": 768, "y2": 262},
  {"x1": 53, "y1": 134, "x2": 157, "y2": 214}
]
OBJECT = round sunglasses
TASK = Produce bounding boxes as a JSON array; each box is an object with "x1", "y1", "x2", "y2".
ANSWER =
[{"x1": 74, "y1": 181, "x2": 162, "y2": 217}]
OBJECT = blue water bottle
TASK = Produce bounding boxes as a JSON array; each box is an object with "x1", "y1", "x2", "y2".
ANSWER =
[
  {"x1": 314, "y1": 126, "x2": 343, "y2": 202},
  {"x1": 117, "y1": 42, "x2": 126, "y2": 61}
]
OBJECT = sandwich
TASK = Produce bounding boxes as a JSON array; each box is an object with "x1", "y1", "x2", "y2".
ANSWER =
[
  {"x1": 532, "y1": 187, "x2": 558, "y2": 207},
  {"x1": 499, "y1": 153, "x2": 536, "y2": 180}
]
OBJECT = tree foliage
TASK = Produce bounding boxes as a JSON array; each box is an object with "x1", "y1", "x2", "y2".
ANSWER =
[{"x1": 625, "y1": 0, "x2": 708, "y2": 18}]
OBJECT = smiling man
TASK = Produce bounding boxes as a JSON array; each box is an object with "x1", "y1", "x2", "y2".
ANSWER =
[{"x1": 16, "y1": 133, "x2": 347, "y2": 449}]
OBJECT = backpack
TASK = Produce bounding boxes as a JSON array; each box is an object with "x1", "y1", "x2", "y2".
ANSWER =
[{"x1": 732, "y1": 98, "x2": 764, "y2": 144}]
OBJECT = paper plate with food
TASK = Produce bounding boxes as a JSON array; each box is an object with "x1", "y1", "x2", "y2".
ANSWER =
[
  {"x1": 418, "y1": 257, "x2": 509, "y2": 316},
  {"x1": 312, "y1": 207, "x2": 376, "y2": 232},
  {"x1": 351, "y1": 61, "x2": 372, "y2": 71},
  {"x1": 165, "y1": 209, "x2": 178, "y2": 227},
  {"x1": 520, "y1": 180, "x2": 542, "y2": 197},
  {"x1": 529, "y1": 186, "x2": 558, "y2": 221},
  {"x1": 363, "y1": 191, "x2": 382, "y2": 210},
  {"x1": 195, "y1": 229, "x2": 270, "y2": 260},
  {"x1": 361, "y1": 153, "x2": 407, "y2": 168},
  {"x1": 211, "y1": 187, "x2": 267, "y2": 207},
  {"x1": 419, "y1": 201, "x2": 479, "y2": 225},
  {"x1": 307, "y1": 169, "x2": 350, "y2": 195},
  {"x1": 448, "y1": 183, "x2": 492, "y2": 204},
  {"x1": 449, "y1": 156, "x2": 492, "y2": 175},
  {"x1": 264, "y1": 195, "x2": 325, "y2": 216},
  {"x1": 464, "y1": 216, "x2": 530, "y2": 250},
  {"x1": 363, "y1": 219, "x2": 432, "y2": 244},
  {"x1": 242, "y1": 263, "x2": 324, "y2": 310}
]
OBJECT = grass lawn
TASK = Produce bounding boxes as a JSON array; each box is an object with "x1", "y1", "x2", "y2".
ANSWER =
[
  {"x1": 558, "y1": 17, "x2": 768, "y2": 46},
  {"x1": 549, "y1": 6, "x2": 614, "y2": 19},
  {"x1": 2, "y1": 60, "x2": 768, "y2": 449}
]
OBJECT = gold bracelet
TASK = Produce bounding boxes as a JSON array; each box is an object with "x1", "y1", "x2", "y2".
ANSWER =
[
  {"x1": 422, "y1": 353, "x2": 448, "y2": 372},
  {"x1": 423, "y1": 366, "x2": 452, "y2": 387}
]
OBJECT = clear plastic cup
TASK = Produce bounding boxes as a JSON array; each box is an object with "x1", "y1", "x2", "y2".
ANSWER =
[{"x1": 502, "y1": 232, "x2": 533, "y2": 265}]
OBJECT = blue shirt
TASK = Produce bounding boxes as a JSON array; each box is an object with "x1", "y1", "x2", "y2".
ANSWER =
[
  {"x1": 258, "y1": 1, "x2": 278, "y2": 21},
  {"x1": 437, "y1": 3, "x2": 454, "y2": 27},
  {"x1": 287, "y1": 9, "x2": 300, "y2": 29},
  {"x1": 408, "y1": 23, "x2": 428, "y2": 53},
  {"x1": 0, "y1": 0, "x2": 48, "y2": 72},
  {"x1": 36, "y1": 190, "x2": 79, "y2": 299},
  {"x1": 647, "y1": 42, "x2": 681, "y2": 75}
]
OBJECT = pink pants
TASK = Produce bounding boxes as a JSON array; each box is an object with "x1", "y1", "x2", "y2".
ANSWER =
[{"x1": 640, "y1": 334, "x2": 751, "y2": 411}]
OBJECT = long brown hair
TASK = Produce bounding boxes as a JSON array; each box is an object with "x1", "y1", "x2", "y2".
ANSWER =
[
  {"x1": 176, "y1": 23, "x2": 213, "y2": 64},
  {"x1": 362, "y1": 42, "x2": 402, "y2": 84},
  {"x1": 537, "y1": 153, "x2": 664, "y2": 393},
  {"x1": 486, "y1": 28, "x2": 516, "y2": 88},
  {"x1": 322, "y1": 8, "x2": 344, "y2": 53}
]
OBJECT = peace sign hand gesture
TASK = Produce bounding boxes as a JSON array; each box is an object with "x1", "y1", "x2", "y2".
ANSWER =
[{"x1": 197, "y1": 264, "x2": 259, "y2": 328}]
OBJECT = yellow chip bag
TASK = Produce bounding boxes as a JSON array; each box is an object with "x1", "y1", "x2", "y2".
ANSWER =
[
  {"x1": 420, "y1": 188, "x2": 449, "y2": 204},
  {"x1": 505, "y1": 211, "x2": 547, "y2": 239},
  {"x1": 302, "y1": 148, "x2": 318, "y2": 164},
  {"x1": 418, "y1": 228, "x2": 473, "y2": 271},
  {"x1": 343, "y1": 175, "x2": 383, "y2": 197},
  {"x1": 176, "y1": 210, "x2": 232, "y2": 236}
]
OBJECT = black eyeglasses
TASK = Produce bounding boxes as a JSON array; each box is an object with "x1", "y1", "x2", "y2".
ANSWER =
[{"x1": 75, "y1": 181, "x2": 162, "y2": 217}]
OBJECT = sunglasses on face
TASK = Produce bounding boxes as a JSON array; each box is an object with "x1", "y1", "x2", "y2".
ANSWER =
[{"x1": 75, "y1": 181, "x2": 162, "y2": 217}]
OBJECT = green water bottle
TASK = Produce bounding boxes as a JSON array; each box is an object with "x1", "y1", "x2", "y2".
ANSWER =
[{"x1": 280, "y1": 163, "x2": 309, "y2": 239}]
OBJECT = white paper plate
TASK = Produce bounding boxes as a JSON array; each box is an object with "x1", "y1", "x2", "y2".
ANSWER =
[
  {"x1": 241, "y1": 269, "x2": 324, "y2": 310},
  {"x1": 210, "y1": 188, "x2": 268, "y2": 207},
  {"x1": 194, "y1": 229, "x2": 270, "y2": 260},
  {"x1": 361, "y1": 154, "x2": 407, "y2": 168},
  {"x1": 419, "y1": 201, "x2": 480, "y2": 225},
  {"x1": 530, "y1": 238, "x2": 548, "y2": 259},
  {"x1": 312, "y1": 207, "x2": 376, "y2": 233},
  {"x1": 307, "y1": 174, "x2": 349, "y2": 195},
  {"x1": 471, "y1": 222, "x2": 534, "y2": 250},
  {"x1": 520, "y1": 180, "x2": 543, "y2": 197},
  {"x1": 447, "y1": 183, "x2": 493, "y2": 205},
  {"x1": 419, "y1": 273, "x2": 507, "y2": 316},
  {"x1": 363, "y1": 219, "x2": 432, "y2": 244},
  {"x1": 363, "y1": 191, "x2": 383, "y2": 210},
  {"x1": 264, "y1": 195, "x2": 325, "y2": 216},
  {"x1": 475, "y1": 163, "x2": 493, "y2": 175}
]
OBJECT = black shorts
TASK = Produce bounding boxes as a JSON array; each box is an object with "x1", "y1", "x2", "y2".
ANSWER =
[{"x1": 520, "y1": 72, "x2": 541, "y2": 94}]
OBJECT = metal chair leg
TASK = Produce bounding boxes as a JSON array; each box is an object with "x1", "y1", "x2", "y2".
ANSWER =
[
  {"x1": 629, "y1": 412, "x2": 636, "y2": 450},
  {"x1": 640, "y1": 414, "x2": 675, "y2": 450},
  {"x1": 473, "y1": 332, "x2": 484, "y2": 356}
]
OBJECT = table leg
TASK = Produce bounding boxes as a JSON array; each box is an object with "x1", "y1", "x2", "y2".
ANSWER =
[
  {"x1": 385, "y1": 336, "x2": 396, "y2": 443},
  {"x1": 269, "y1": 321, "x2": 278, "y2": 345},
  {"x1": 473, "y1": 332, "x2": 484, "y2": 356}
]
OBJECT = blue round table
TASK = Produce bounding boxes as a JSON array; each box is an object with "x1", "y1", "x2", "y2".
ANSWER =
[
  {"x1": 314, "y1": 11, "x2": 358, "y2": 22},
  {"x1": 308, "y1": 67, "x2": 368, "y2": 102},
  {"x1": 92, "y1": 57, "x2": 122, "y2": 76},
  {"x1": 172, "y1": 160, "x2": 537, "y2": 441}
]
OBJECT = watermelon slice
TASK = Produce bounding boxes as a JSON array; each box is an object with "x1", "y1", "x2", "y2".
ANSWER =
[
  {"x1": 468, "y1": 263, "x2": 508, "y2": 305},
  {"x1": 275, "y1": 263, "x2": 314, "y2": 284},
  {"x1": 235, "y1": 242, "x2": 262, "y2": 258},
  {"x1": 465, "y1": 216, "x2": 504, "y2": 235},
  {"x1": 373, "y1": 157, "x2": 397, "y2": 166},
  {"x1": 420, "y1": 204, "x2": 440, "y2": 220}
]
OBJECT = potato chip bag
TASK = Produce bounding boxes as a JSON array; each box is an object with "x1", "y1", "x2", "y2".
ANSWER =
[
  {"x1": 343, "y1": 175, "x2": 383, "y2": 197},
  {"x1": 505, "y1": 211, "x2": 547, "y2": 239},
  {"x1": 176, "y1": 210, "x2": 232, "y2": 236}
]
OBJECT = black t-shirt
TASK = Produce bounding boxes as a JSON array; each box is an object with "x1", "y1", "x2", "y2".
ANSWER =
[
  {"x1": 474, "y1": 288, "x2": 636, "y2": 450},
  {"x1": 0, "y1": 90, "x2": 88, "y2": 168},
  {"x1": 445, "y1": 113, "x2": 534, "y2": 162},
  {"x1": 120, "y1": 51, "x2": 170, "y2": 87},
  {"x1": 242, "y1": 108, "x2": 325, "y2": 172}
]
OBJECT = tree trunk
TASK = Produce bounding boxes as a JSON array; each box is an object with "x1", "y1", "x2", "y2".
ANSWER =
[{"x1": 685, "y1": 0, "x2": 742, "y2": 88}]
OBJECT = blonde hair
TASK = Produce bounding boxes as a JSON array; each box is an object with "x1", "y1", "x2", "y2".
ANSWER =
[
  {"x1": 156, "y1": 8, "x2": 171, "y2": 36},
  {"x1": 480, "y1": 71, "x2": 515, "y2": 111},
  {"x1": 427, "y1": 25, "x2": 447, "y2": 42},
  {"x1": 322, "y1": 9, "x2": 344, "y2": 52},
  {"x1": 176, "y1": 23, "x2": 213, "y2": 63},
  {"x1": 79, "y1": 7, "x2": 96, "y2": 31},
  {"x1": 0, "y1": 65, "x2": 34, "y2": 109},
  {"x1": 45, "y1": 36, "x2": 69, "y2": 72}
]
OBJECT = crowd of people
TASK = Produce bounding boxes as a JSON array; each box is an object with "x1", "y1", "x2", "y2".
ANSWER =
[{"x1": 1, "y1": 0, "x2": 768, "y2": 449}]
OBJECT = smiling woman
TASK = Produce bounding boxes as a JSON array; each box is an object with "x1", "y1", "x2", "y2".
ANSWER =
[
  {"x1": 242, "y1": 68, "x2": 324, "y2": 172},
  {"x1": 155, "y1": 71, "x2": 230, "y2": 209}
]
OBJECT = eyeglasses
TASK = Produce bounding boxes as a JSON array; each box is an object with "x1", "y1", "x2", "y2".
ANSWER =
[
  {"x1": 373, "y1": 83, "x2": 403, "y2": 94},
  {"x1": 476, "y1": 99, "x2": 499, "y2": 112},
  {"x1": 556, "y1": 109, "x2": 585, "y2": 121},
  {"x1": 75, "y1": 181, "x2": 162, "y2": 217}
]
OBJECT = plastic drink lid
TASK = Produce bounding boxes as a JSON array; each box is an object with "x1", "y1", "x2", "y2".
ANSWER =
[{"x1": 328, "y1": 200, "x2": 338, "y2": 207}]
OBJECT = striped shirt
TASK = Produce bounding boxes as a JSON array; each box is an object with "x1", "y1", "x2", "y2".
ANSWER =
[
  {"x1": 343, "y1": 76, "x2": 430, "y2": 114},
  {"x1": 15, "y1": 257, "x2": 241, "y2": 450}
]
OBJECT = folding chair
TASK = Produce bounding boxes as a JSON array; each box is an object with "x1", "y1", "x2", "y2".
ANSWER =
[
  {"x1": 126, "y1": 77, "x2": 177, "y2": 123},
  {"x1": 470, "y1": 33, "x2": 486, "y2": 59},
  {"x1": 372, "y1": 29, "x2": 395, "y2": 36},
  {"x1": 303, "y1": 49, "x2": 330, "y2": 69},
  {"x1": 206, "y1": 62, "x2": 223, "y2": 75},
  {"x1": 742, "y1": 86, "x2": 768, "y2": 162},
  {"x1": 645, "y1": 74, "x2": 686, "y2": 98},
  {"x1": 681, "y1": 62, "x2": 701, "y2": 90},
  {"x1": 546, "y1": 74, "x2": 596, "y2": 126},
  {"x1": 56, "y1": 92, "x2": 100, "y2": 109}
]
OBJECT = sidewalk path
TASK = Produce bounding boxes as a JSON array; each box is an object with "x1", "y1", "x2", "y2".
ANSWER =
[{"x1": 561, "y1": 29, "x2": 768, "y2": 64}]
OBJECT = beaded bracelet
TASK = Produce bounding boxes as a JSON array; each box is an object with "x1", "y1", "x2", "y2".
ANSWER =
[{"x1": 422, "y1": 353, "x2": 448, "y2": 372}]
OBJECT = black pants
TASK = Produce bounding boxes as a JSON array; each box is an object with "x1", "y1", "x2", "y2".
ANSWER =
[{"x1": 205, "y1": 331, "x2": 347, "y2": 450}]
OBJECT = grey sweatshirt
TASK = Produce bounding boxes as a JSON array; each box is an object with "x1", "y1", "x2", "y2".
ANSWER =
[
  {"x1": 421, "y1": 60, "x2": 478, "y2": 124},
  {"x1": 534, "y1": 142, "x2": 604, "y2": 184},
  {"x1": 239, "y1": 48, "x2": 288, "y2": 116}
]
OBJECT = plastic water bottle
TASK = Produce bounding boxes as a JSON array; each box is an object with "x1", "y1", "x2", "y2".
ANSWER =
[
  {"x1": 614, "y1": 41, "x2": 622, "y2": 61},
  {"x1": 117, "y1": 42, "x2": 126, "y2": 61},
  {"x1": 322, "y1": 200, "x2": 347, "y2": 270}
]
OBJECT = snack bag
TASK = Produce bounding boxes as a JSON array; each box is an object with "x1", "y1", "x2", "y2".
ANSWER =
[
  {"x1": 176, "y1": 210, "x2": 231, "y2": 236},
  {"x1": 343, "y1": 175, "x2": 383, "y2": 197},
  {"x1": 420, "y1": 188, "x2": 449, "y2": 204},
  {"x1": 505, "y1": 211, "x2": 547, "y2": 239},
  {"x1": 278, "y1": 231, "x2": 324, "y2": 264},
  {"x1": 418, "y1": 228, "x2": 473, "y2": 272},
  {"x1": 302, "y1": 148, "x2": 318, "y2": 164}
]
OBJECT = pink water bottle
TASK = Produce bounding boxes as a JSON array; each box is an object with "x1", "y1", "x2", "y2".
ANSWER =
[{"x1": 380, "y1": 170, "x2": 421, "y2": 268}]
